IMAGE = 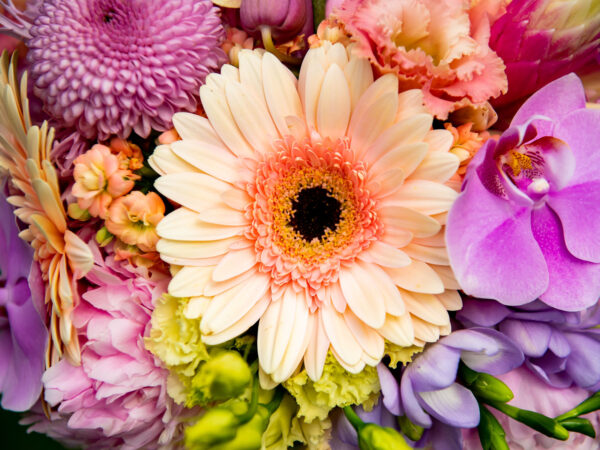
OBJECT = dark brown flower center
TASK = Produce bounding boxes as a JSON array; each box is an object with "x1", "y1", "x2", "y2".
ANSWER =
[{"x1": 289, "y1": 187, "x2": 342, "y2": 241}]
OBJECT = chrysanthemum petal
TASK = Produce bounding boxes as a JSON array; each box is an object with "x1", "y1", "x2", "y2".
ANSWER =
[{"x1": 316, "y1": 64, "x2": 351, "y2": 140}]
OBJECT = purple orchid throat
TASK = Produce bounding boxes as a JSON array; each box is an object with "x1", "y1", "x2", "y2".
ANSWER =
[{"x1": 447, "y1": 74, "x2": 600, "y2": 311}]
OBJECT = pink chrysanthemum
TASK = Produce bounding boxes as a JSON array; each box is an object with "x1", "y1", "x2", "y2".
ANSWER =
[
  {"x1": 150, "y1": 44, "x2": 462, "y2": 384},
  {"x1": 334, "y1": 0, "x2": 508, "y2": 119},
  {"x1": 29, "y1": 241, "x2": 189, "y2": 449},
  {"x1": 26, "y1": 0, "x2": 227, "y2": 139}
]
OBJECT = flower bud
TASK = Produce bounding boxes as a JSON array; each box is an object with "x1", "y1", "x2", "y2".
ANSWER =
[
  {"x1": 212, "y1": 405, "x2": 271, "y2": 450},
  {"x1": 478, "y1": 404, "x2": 509, "y2": 450},
  {"x1": 67, "y1": 203, "x2": 91, "y2": 221},
  {"x1": 185, "y1": 408, "x2": 239, "y2": 449},
  {"x1": 240, "y1": 0, "x2": 312, "y2": 42},
  {"x1": 187, "y1": 350, "x2": 252, "y2": 406},
  {"x1": 397, "y1": 415, "x2": 424, "y2": 442},
  {"x1": 358, "y1": 424, "x2": 413, "y2": 450},
  {"x1": 95, "y1": 226, "x2": 114, "y2": 247},
  {"x1": 558, "y1": 417, "x2": 596, "y2": 438},
  {"x1": 470, "y1": 373, "x2": 514, "y2": 404}
]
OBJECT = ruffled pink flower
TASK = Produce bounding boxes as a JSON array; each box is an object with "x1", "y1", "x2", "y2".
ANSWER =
[
  {"x1": 31, "y1": 241, "x2": 188, "y2": 449},
  {"x1": 335, "y1": 0, "x2": 508, "y2": 119}
]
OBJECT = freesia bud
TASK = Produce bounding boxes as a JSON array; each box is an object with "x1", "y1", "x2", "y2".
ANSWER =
[
  {"x1": 240, "y1": 0, "x2": 312, "y2": 42},
  {"x1": 212, "y1": 405, "x2": 271, "y2": 450},
  {"x1": 95, "y1": 226, "x2": 114, "y2": 247},
  {"x1": 358, "y1": 424, "x2": 413, "y2": 450},
  {"x1": 470, "y1": 373, "x2": 514, "y2": 404},
  {"x1": 397, "y1": 415, "x2": 424, "y2": 442},
  {"x1": 67, "y1": 203, "x2": 91, "y2": 221},
  {"x1": 185, "y1": 408, "x2": 239, "y2": 449},
  {"x1": 188, "y1": 350, "x2": 252, "y2": 406}
]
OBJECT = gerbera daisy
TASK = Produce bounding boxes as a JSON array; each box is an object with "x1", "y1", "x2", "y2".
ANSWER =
[{"x1": 151, "y1": 43, "x2": 462, "y2": 383}]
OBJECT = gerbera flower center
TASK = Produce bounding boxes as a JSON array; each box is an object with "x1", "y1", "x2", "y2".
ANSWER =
[{"x1": 289, "y1": 186, "x2": 342, "y2": 242}]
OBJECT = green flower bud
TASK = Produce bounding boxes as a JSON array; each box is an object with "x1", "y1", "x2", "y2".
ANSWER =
[
  {"x1": 556, "y1": 391, "x2": 600, "y2": 421},
  {"x1": 358, "y1": 424, "x2": 413, "y2": 450},
  {"x1": 95, "y1": 226, "x2": 114, "y2": 247},
  {"x1": 489, "y1": 401, "x2": 569, "y2": 441},
  {"x1": 478, "y1": 404, "x2": 509, "y2": 450},
  {"x1": 213, "y1": 405, "x2": 271, "y2": 450},
  {"x1": 68, "y1": 203, "x2": 91, "y2": 221},
  {"x1": 187, "y1": 350, "x2": 252, "y2": 406},
  {"x1": 185, "y1": 408, "x2": 239, "y2": 449},
  {"x1": 470, "y1": 374, "x2": 514, "y2": 403},
  {"x1": 397, "y1": 415, "x2": 424, "y2": 442},
  {"x1": 558, "y1": 417, "x2": 596, "y2": 438}
]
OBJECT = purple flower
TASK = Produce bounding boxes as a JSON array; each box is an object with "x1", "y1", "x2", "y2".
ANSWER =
[
  {"x1": 0, "y1": 187, "x2": 47, "y2": 411},
  {"x1": 458, "y1": 298, "x2": 600, "y2": 390},
  {"x1": 26, "y1": 0, "x2": 227, "y2": 140},
  {"x1": 447, "y1": 74, "x2": 600, "y2": 311},
  {"x1": 240, "y1": 0, "x2": 313, "y2": 42}
]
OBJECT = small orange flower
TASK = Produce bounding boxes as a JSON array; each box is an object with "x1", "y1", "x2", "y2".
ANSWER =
[
  {"x1": 445, "y1": 122, "x2": 493, "y2": 178},
  {"x1": 106, "y1": 191, "x2": 165, "y2": 252},
  {"x1": 108, "y1": 137, "x2": 144, "y2": 171},
  {"x1": 72, "y1": 144, "x2": 135, "y2": 218}
]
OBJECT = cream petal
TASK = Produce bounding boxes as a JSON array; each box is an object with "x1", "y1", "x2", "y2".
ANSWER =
[
  {"x1": 436, "y1": 290, "x2": 463, "y2": 311},
  {"x1": 409, "y1": 152, "x2": 460, "y2": 183},
  {"x1": 172, "y1": 113, "x2": 225, "y2": 147},
  {"x1": 202, "y1": 295, "x2": 270, "y2": 346},
  {"x1": 358, "y1": 241, "x2": 411, "y2": 268},
  {"x1": 64, "y1": 230, "x2": 93, "y2": 279},
  {"x1": 170, "y1": 140, "x2": 239, "y2": 183},
  {"x1": 200, "y1": 84, "x2": 255, "y2": 158},
  {"x1": 212, "y1": 247, "x2": 258, "y2": 282},
  {"x1": 155, "y1": 173, "x2": 230, "y2": 213},
  {"x1": 262, "y1": 52, "x2": 305, "y2": 138},
  {"x1": 329, "y1": 282, "x2": 347, "y2": 314},
  {"x1": 327, "y1": 42, "x2": 349, "y2": 67},
  {"x1": 344, "y1": 310, "x2": 384, "y2": 362},
  {"x1": 158, "y1": 209, "x2": 244, "y2": 241},
  {"x1": 344, "y1": 57, "x2": 373, "y2": 112},
  {"x1": 412, "y1": 316, "x2": 440, "y2": 343},
  {"x1": 378, "y1": 313, "x2": 415, "y2": 347},
  {"x1": 168, "y1": 265, "x2": 214, "y2": 297},
  {"x1": 161, "y1": 255, "x2": 222, "y2": 267},
  {"x1": 331, "y1": 347, "x2": 366, "y2": 374},
  {"x1": 379, "y1": 205, "x2": 441, "y2": 238},
  {"x1": 413, "y1": 230, "x2": 445, "y2": 247},
  {"x1": 268, "y1": 287, "x2": 302, "y2": 374},
  {"x1": 304, "y1": 312, "x2": 330, "y2": 381},
  {"x1": 385, "y1": 260, "x2": 444, "y2": 294},
  {"x1": 149, "y1": 145, "x2": 198, "y2": 175},
  {"x1": 430, "y1": 264, "x2": 461, "y2": 290},
  {"x1": 403, "y1": 243, "x2": 450, "y2": 265},
  {"x1": 348, "y1": 94, "x2": 397, "y2": 156},
  {"x1": 390, "y1": 180, "x2": 458, "y2": 215},
  {"x1": 424, "y1": 129, "x2": 454, "y2": 152},
  {"x1": 157, "y1": 236, "x2": 240, "y2": 259},
  {"x1": 322, "y1": 304, "x2": 362, "y2": 366},
  {"x1": 184, "y1": 296, "x2": 210, "y2": 319},
  {"x1": 339, "y1": 263, "x2": 386, "y2": 329},
  {"x1": 316, "y1": 64, "x2": 351, "y2": 140},
  {"x1": 204, "y1": 268, "x2": 255, "y2": 296},
  {"x1": 381, "y1": 228, "x2": 413, "y2": 248},
  {"x1": 400, "y1": 289, "x2": 450, "y2": 326},
  {"x1": 225, "y1": 81, "x2": 280, "y2": 153},
  {"x1": 198, "y1": 206, "x2": 249, "y2": 226},
  {"x1": 395, "y1": 89, "x2": 428, "y2": 121},
  {"x1": 300, "y1": 55, "x2": 325, "y2": 131},
  {"x1": 201, "y1": 271, "x2": 270, "y2": 334},
  {"x1": 221, "y1": 63, "x2": 240, "y2": 82},
  {"x1": 369, "y1": 168, "x2": 405, "y2": 199},
  {"x1": 257, "y1": 296, "x2": 283, "y2": 373},
  {"x1": 238, "y1": 50, "x2": 266, "y2": 107},
  {"x1": 369, "y1": 142, "x2": 429, "y2": 179},
  {"x1": 221, "y1": 188, "x2": 253, "y2": 211},
  {"x1": 258, "y1": 366, "x2": 279, "y2": 390},
  {"x1": 364, "y1": 114, "x2": 433, "y2": 166}
]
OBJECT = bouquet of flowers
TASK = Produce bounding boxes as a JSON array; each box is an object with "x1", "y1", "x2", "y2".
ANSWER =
[{"x1": 0, "y1": 0, "x2": 599, "y2": 448}]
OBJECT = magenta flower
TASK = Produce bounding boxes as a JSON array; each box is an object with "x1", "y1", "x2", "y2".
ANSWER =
[
  {"x1": 447, "y1": 74, "x2": 600, "y2": 311},
  {"x1": 0, "y1": 188, "x2": 47, "y2": 411},
  {"x1": 26, "y1": 0, "x2": 226, "y2": 139}
]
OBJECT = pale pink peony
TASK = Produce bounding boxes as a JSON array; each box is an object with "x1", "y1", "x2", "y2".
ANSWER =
[
  {"x1": 72, "y1": 144, "x2": 136, "y2": 219},
  {"x1": 335, "y1": 0, "x2": 508, "y2": 119},
  {"x1": 29, "y1": 241, "x2": 189, "y2": 449}
]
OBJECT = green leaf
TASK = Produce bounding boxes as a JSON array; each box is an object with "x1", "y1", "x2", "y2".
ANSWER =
[{"x1": 312, "y1": 0, "x2": 327, "y2": 32}]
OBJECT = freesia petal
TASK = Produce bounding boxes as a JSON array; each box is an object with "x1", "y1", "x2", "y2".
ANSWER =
[
  {"x1": 498, "y1": 319, "x2": 551, "y2": 358},
  {"x1": 418, "y1": 384, "x2": 480, "y2": 428}
]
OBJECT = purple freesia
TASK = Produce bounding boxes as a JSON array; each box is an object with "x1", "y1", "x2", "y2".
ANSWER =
[
  {"x1": 447, "y1": 74, "x2": 600, "y2": 311},
  {"x1": 458, "y1": 298, "x2": 600, "y2": 390},
  {"x1": 0, "y1": 187, "x2": 47, "y2": 411}
]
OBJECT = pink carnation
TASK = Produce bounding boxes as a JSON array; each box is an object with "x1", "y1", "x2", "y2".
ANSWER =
[
  {"x1": 29, "y1": 241, "x2": 188, "y2": 449},
  {"x1": 335, "y1": 0, "x2": 508, "y2": 119}
]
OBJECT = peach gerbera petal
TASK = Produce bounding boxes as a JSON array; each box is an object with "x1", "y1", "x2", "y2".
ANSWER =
[{"x1": 152, "y1": 41, "x2": 461, "y2": 383}]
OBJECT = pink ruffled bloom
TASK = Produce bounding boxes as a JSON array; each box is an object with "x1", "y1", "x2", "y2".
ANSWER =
[
  {"x1": 31, "y1": 241, "x2": 187, "y2": 449},
  {"x1": 335, "y1": 0, "x2": 508, "y2": 119},
  {"x1": 463, "y1": 366, "x2": 600, "y2": 450}
]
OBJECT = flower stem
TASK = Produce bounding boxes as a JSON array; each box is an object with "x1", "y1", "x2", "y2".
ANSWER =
[
  {"x1": 260, "y1": 26, "x2": 301, "y2": 65},
  {"x1": 343, "y1": 406, "x2": 365, "y2": 432}
]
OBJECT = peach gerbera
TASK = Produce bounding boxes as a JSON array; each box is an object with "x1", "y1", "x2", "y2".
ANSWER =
[{"x1": 150, "y1": 44, "x2": 462, "y2": 383}]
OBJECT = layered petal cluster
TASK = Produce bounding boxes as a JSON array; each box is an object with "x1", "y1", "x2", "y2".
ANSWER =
[
  {"x1": 0, "y1": 52, "x2": 93, "y2": 365},
  {"x1": 0, "y1": 187, "x2": 47, "y2": 411},
  {"x1": 490, "y1": 0, "x2": 600, "y2": 108},
  {"x1": 463, "y1": 367, "x2": 600, "y2": 450},
  {"x1": 458, "y1": 298, "x2": 600, "y2": 389},
  {"x1": 151, "y1": 43, "x2": 462, "y2": 384},
  {"x1": 26, "y1": 0, "x2": 227, "y2": 139},
  {"x1": 334, "y1": 0, "x2": 508, "y2": 119},
  {"x1": 36, "y1": 242, "x2": 186, "y2": 449},
  {"x1": 447, "y1": 74, "x2": 600, "y2": 311}
]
